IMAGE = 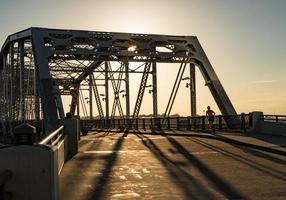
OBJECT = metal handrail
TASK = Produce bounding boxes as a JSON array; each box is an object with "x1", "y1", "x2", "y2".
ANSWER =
[
  {"x1": 262, "y1": 115, "x2": 286, "y2": 123},
  {"x1": 39, "y1": 125, "x2": 64, "y2": 145}
]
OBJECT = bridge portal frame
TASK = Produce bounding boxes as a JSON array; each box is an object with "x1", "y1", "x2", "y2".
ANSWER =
[{"x1": 0, "y1": 27, "x2": 238, "y2": 133}]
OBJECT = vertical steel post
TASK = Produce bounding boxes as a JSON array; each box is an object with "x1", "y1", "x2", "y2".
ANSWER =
[
  {"x1": 218, "y1": 116, "x2": 222, "y2": 130},
  {"x1": 241, "y1": 114, "x2": 246, "y2": 131},
  {"x1": 3, "y1": 54, "x2": 8, "y2": 121},
  {"x1": 176, "y1": 117, "x2": 180, "y2": 130},
  {"x1": 105, "y1": 62, "x2": 109, "y2": 127},
  {"x1": 202, "y1": 117, "x2": 206, "y2": 130},
  {"x1": 152, "y1": 62, "x2": 158, "y2": 117},
  {"x1": 89, "y1": 75, "x2": 93, "y2": 120},
  {"x1": 55, "y1": 85, "x2": 65, "y2": 119},
  {"x1": 9, "y1": 43, "x2": 14, "y2": 120},
  {"x1": 190, "y1": 63, "x2": 196, "y2": 116},
  {"x1": 19, "y1": 41, "x2": 25, "y2": 121},
  {"x1": 31, "y1": 29, "x2": 60, "y2": 133},
  {"x1": 187, "y1": 116, "x2": 191, "y2": 130},
  {"x1": 1, "y1": 54, "x2": 7, "y2": 121},
  {"x1": 143, "y1": 118, "x2": 145, "y2": 130},
  {"x1": 125, "y1": 62, "x2": 130, "y2": 127},
  {"x1": 76, "y1": 89, "x2": 80, "y2": 116},
  {"x1": 34, "y1": 71, "x2": 40, "y2": 121}
]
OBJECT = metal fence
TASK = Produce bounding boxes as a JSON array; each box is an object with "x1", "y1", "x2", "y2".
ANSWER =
[
  {"x1": 80, "y1": 114, "x2": 252, "y2": 132},
  {"x1": 261, "y1": 115, "x2": 286, "y2": 123}
]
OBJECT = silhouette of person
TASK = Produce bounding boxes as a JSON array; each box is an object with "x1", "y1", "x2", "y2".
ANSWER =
[{"x1": 206, "y1": 106, "x2": 216, "y2": 134}]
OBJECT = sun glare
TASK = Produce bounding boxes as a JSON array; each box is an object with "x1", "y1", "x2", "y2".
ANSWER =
[{"x1": 128, "y1": 45, "x2": 137, "y2": 52}]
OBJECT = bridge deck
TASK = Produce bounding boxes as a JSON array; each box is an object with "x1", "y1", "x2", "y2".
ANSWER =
[{"x1": 59, "y1": 131, "x2": 286, "y2": 200}]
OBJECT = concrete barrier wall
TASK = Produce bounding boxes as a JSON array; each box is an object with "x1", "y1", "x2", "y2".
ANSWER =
[
  {"x1": 56, "y1": 136, "x2": 68, "y2": 174},
  {"x1": 0, "y1": 145, "x2": 58, "y2": 200},
  {"x1": 0, "y1": 119, "x2": 80, "y2": 200},
  {"x1": 64, "y1": 118, "x2": 79, "y2": 159}
]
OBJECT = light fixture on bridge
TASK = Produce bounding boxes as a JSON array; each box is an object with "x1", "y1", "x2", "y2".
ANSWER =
[
  {"x1": 182, "y1": 77, "x2": 191, "y2": 88},
  {"x1": 128, "y1": 45, "x2": 137, "y2": 52}
]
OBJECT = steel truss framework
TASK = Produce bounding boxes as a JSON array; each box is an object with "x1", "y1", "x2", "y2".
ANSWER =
[{"x1": 0, "y1": 27, "x2": 238, "y2": 134}]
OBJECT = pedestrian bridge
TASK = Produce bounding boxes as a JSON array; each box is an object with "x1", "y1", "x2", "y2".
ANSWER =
[{"x1": 0, "y1": 28, "x2": 286, "y2": 200}]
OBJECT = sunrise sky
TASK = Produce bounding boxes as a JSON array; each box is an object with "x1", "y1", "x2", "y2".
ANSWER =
[{"x1": 0, "y1": 0, "x2": 285, "y2": 116}]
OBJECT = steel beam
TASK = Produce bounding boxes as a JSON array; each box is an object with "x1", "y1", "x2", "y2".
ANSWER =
[
  {"x1": 190, "y1": 63, "x2": 196, "y2": 116},
  {"x1": 31, "y1": 29, "x2": 60, "y2": 133},
  {"x1": 105, "y1": 62, "x2": 109, "y2": 120},
  {"x1": 89, "y1": 75, "x2": 93, "y2": 120},
  {"x1": 9, "y1": 43, "x2": 14, "y2": 120},
  {"x1": 152, "y1": 62, "x2": 158, "y2": 117},
  {"x1": 192, "y1": 39, "x2": 238, "y2": 125},
  {"x1": 163, "y1": 62, "x2": 187, "y2": 118},
  {"x1": 125, "y1": 62, "x2": 130, "y2": 126},
  {"x1": 90, "y1": 74, "x2": 104, "y2": 118},
  {"x1": 109, "y1": 63, "x2": 124, "y2": 118},
  {"x1": 132, "y1": 62, "x2": 151, "y2": 119},
  {"x1": 70, "y1": 61, "x2": 102, "y2": 115},
  {"x1": 19, "y1": 40, "x2": 25, "y2": 120}
]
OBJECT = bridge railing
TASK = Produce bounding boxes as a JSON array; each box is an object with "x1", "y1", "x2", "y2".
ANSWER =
[
  {"x1": 80, "y1": 114, "x2": 252, "y2": 132},
  {"x1": 38, "y1": 125, "x2": 64, "y2": 146},
  {"x1": 261, "y1": 115, "x2": 286, "y2": 123}
]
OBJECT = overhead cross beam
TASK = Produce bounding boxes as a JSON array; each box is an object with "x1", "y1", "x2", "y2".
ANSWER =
[{"x1": 69, "y1": 61, "x2": 102, "y2": 115}]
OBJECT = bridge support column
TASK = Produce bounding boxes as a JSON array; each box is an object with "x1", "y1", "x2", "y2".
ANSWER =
[
  {"x1": 19, "y1": 40, "x2": 25, "y2": 121},
  {"x1": 190, "y1": 64, "x2": 197, "y2": 116},
  {"x1": 125, "y1": 62, "x2": 130, "y2": 128},
  {"x1": 105, "y1": 62, "x2": 109, "y2": 127},
  {"x1": 89, "y1": 75, "x2": 93, "y2": 120},
  {"x1": 152, "y1": 62, "x2": 158, "y2": 118},
  {"x1": 31, "y1": 29, "x2": 60, "y2": 133}
]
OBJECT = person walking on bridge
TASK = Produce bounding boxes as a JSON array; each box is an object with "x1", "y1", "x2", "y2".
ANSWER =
[{"x1": 206, "y1": 106, "x2": 216, "y2": 134}]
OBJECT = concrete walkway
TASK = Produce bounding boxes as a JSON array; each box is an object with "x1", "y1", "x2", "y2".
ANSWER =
[{"x1": 59, "y1": 131, "x2": 286, "y2": 200}]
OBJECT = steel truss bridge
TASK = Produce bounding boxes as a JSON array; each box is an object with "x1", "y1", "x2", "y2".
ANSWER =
[{"x1": 0, "y1": 27, "x2": 238, "y2": 135}]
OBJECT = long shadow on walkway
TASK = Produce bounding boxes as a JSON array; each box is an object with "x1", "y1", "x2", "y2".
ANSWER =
[
  {"x1": 190, "y1": 138, "x2": 286, "y2": 181},
  {"x1": 249, "y1": 133, "x2": 286, "y2": 149},
  {"x1": 135, "y1": 134, "x2": 216, "y2": 200},
  {"x1": 89, "y1": 132, "x2": 128, "y2": 200},
  {"x1": 163, "y1": 135, "x2": 246, "y2": 200},
  {"x1": 60, "y1": 133, "x2": 106, "y2": 199}
]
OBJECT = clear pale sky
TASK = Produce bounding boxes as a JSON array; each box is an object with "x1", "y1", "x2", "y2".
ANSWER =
[{"x1": 0, "y1": 0, "x2": 285, "y2": 116}]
